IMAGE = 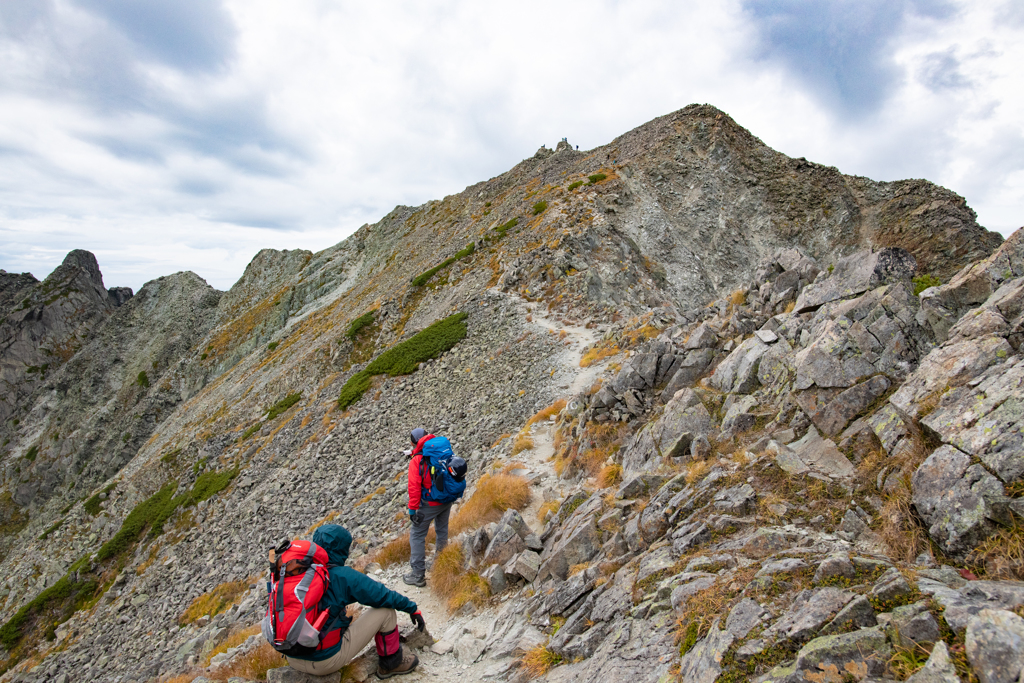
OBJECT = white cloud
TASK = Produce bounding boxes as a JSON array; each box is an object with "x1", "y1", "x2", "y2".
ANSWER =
[{"x1": 0, "y1": 0, "x2": 1021, "y2": 291}]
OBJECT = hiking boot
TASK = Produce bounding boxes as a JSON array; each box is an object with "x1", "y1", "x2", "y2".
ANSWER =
[
  {"x1": 402, "y1": 572, "x2": 426, "y2": 587},
  {"x1": 377, "y1": 649, "x2": 419, "y2": 679}
]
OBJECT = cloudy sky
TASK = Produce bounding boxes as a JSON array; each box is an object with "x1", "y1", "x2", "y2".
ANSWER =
[{"x1": 0, "y1": 0, "x2": 1021, "y2": 292}]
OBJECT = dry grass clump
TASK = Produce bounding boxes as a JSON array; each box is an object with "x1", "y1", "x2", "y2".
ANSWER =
[
  {"x1": 370, "y1": 533, "x2": 411, "y2": 568},
  {"x1": 429, "y1": 545, "x2": 490, "y2": 611},
  {"x1": 971, "y1": 518, "x2": 1024, "y2": 580},
  {"x1": 207, "y1": 641, "x2": 286, "y2": 681},
  {"x1": 878, "y1": 487, "x2": 928, "y2": 564},
  {"x1": 537, "y1": 500, "x2": 560, "y2": 525},
  {"x1": 519, "y1": 644, "x2": 563, "y2": 679},
  {"x1": 580, "y1": 342, "x2": 622, "y2": 368},
  {"x1": 492, "y1": 433, "x2": 513, "y2": 448},
  {"x1": 204, "y1": 624, "x2": 260, "y2": 666},
  {"x1": 757, "y1": 492, "x2": 788, "y2": 522},
  {"x1": 598, "y1": 463, "x2": 623, "y2": 488},
  {"x1": 449, "y1": 473, "x2": 531, "y2": 537},
  {"x1": 685, "y1": 460, "x2": 712, "y2": 486},
  {"x1": 511, "y1": 435, "x2": 535, "y2": 455},
  {"x1": 728, "y1": 289, "x2": 747, "y2": 307},
  {"x1": 179, "y1": 579, "x2": 250, "y2": 626},
  {"x1": 525, "y1": 400, "x2": 567, "y2": 429},
  {"x1": 355, "y1": 487, "x2": 387, "y2": 507}
]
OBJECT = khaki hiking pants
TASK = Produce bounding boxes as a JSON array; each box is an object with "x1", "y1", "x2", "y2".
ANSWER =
[{"x1": 285, "y1": 607, "x2": 398, "y2": 675}]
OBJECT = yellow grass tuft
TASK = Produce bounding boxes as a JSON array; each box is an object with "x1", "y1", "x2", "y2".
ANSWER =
[
  {"x1": 179, "y1": 579, "x2": 250, "y2": 626},
  {"x1": 355, "y1": 486, "x2": 387, "y2": 507},
  {"x1": 492, "y1": 433, "x2": 513, "y2": 448},
  {"x1": 449, "y1": 473, "x2": 531, "y2": 537},
  {"x1": 537, "y1": 500, "x2": 560, "y2": 525},
  {"x1": 519, "y1": 644, "x2": 563, "y2": 679},
  {"x1": 206, "y1": 641, "x2": 286, "y2": 681},
  {"x1": 685, "y1": 460, "x2": 712, "y2": 486},
  {"x1": 525, "y1": 400, "x2": 567, "y2": 429},
  {"x1": 429, "y1": 545, "x2": 490, "y2": 611},
  {"x1": 728, "y1": 289, "x2": 747, "y2": 307},
  {"x1": 370, "y1": 533, "x2": 411, "y2": 568},
  {"x1": 511, "y1": 435, "x2": 535, "y2": 455},
  {"x1": 598, "y1": 463, "x2": 623, "y2": 488},
  {"x1": 580, "y1": 343, "x2": 621, "y2": 368},
  {"x1": 203, "y1": 624, "x2": 261, "y2": 666}
]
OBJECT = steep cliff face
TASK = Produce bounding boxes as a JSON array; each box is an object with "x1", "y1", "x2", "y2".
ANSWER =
[
  {"x1": 0, "y1": 251, "x2": 132, "y2": 448},
  {"x1": 0, "y1": 105, "x2": 1016, "y2": 683}
]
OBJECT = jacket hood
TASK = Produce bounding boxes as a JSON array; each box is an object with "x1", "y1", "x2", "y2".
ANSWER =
[{"x1": 312, "y1": 524, "x2": 351, "y2": 566}]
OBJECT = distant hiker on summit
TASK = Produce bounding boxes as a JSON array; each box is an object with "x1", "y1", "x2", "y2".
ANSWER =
[{"x1": 403, "y1": 427, "x2": 468, "y2": 587}]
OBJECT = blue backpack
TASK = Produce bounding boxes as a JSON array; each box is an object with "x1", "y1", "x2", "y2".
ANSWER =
[{"x1": 420, "y1": 436, "x2": 467, "y2": 505}]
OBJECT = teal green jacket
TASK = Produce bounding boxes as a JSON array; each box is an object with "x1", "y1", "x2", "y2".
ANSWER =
[{"x1": 288, "y1": 524, "x2": 418, "y2": 662}]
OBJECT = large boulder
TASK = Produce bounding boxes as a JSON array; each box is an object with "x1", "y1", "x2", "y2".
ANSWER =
[
  {"x1": 793, "y1": 247, "x2": 916, "y2": 313},
  {"x1": 965, "y1": 609, "x2": 1024, "y2": 683},
  {"x1": 660, "y1": 348, "x2": 716, "y2": 401},
  {"x1": 622, "y1": 389, "x2": 713, "y2": 474},
  {"x1": 708, "y1": 336, "x2": 769, "y2": 394},
  {"x1": 912, "y1": 445, "x2": 1007, "y2": 556},
  {"x1": 537, "y1": 494, "x2": 602, "y2": 582}
]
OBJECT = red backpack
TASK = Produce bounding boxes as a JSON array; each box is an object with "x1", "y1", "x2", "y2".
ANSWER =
[{"x1": 260, "y1": 540, "x2": 342, "y2": 655}]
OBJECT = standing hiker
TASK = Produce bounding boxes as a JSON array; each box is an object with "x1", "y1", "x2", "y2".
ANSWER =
[
  {"x1": 403, "y1": 427, "x2": 466, "y2": 586},
  {"x1": 270, "y1": 524, "x2": 425, "y2": 679}
]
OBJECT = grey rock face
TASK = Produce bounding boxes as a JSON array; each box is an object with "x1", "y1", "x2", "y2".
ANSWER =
[
  {"x1": 622, "y1": 390, "x2": 713, "y2": 474},
  {"x1": 769, "y1": 588, "x2": 855, "y2": 643},
  {"x1": 792, "y1": 626, "x2": 891, "y2": 679},
  {"x1": 906, "y1": 641, "x2": 961, "y2": 683},
  {"x1": 794, "y1": 247, "x2": 917, "y2": 313},
  {"x1": 709, "y1": 336, "x2": 770, "y2": 394},
  {"x1": 965, "y1": 609, "x2": 1024, "y2": 683},
  {"x1": 912, "y1": 445, "x2": 1006, "y2": 556}
]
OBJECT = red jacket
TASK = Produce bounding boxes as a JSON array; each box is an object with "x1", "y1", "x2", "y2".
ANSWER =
[{"x1": 408, "y1": 434, "x2": 440, "y2": 509}]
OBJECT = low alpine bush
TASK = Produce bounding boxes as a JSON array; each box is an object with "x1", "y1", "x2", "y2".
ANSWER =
[
  {"x1": 337, "y1": 312, "x2": 468, "y2": 409},
  {"x1": 532, "y1": 201, "x2": 548, "y2": 215},
  {"x1": 346, "y1": 310, "x2": 376, "y2": 340},
  {"x1": 266, "y1": 393, "x2": 301, "y2": 421},
  {"x1": 411, "y1": 243, "x2": 475, "y2": 287}
]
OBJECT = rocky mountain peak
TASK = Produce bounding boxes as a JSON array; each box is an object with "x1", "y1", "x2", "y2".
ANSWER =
[{"x1": 0, "y1": 107, "x2": 1020, "y2": 683}]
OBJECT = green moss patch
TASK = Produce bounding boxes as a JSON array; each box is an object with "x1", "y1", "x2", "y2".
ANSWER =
[
  {"x1": 83, "y1": 483, "x2": 116, "y2": 516},
  {"x1": 532, "y1": 201, "x2": 548, "y2": 215},
  {"x1": 346, "y1": 310, "x2": 377, "y2": 340},
  {"x1": 411, "y1": 243, "x2": 475, "y2": 287},
  {"x1": 266, "y1": 393, "x2": 301, "y2": 421},
  {"x1": 338, "y1": 312, "x2": 468, "y2": 409}
]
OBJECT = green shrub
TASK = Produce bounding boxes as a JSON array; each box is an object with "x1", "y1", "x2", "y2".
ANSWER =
[
  {"x1": 587, "y1": 173, "x2": 607, "y2": 184},
  {"x1": 338, "y1": 312, "x2": 468, "y2": 409},
  {"x1": 95, "y1": 483, "x2": 177, "y2": 561},
  {"x1": 411, "y1": 243, "x2": 475, "y2": 287},
  {"x1": 266, "y1": 393, "x2": 301, "y2": 421},
  {"x1": 200, "y1": 353, "x2": 208, "y2": 361},
  {"x1": 160, "y1": 448, "x2": 181, "y2": 465},
  {"x1": 493, "y1": 217, "x2": 519, "y2": 239},
  {"x1": 83, "y1": 484, "x2": 116, "y2": 516},
  {"x1": 532, "y1": 201, "x2": 548, "y2": 215},
  {"x1": 136, "y1": 371, "x2": 149, "y2": 388},
  {"x1": 267, "y1": 342, "x2": 278, "y2": 351},
  {"x1": 346, "y1": 310, "x2": 376, "y2": 340},
  {"x1": 567, "y1": 180, "x2": 584, "y2": 191},
  {"x1": 0, "y1": 575, "x2": 97, "y2": 651},
  {"x1": 24, "y1": 446, "x2": 37, "y2": 462},
  {"x1": 39, "y1": 520, "x2": 63, "y2": 540},
  {"x1": 913, "y1": 273, "x2": 942, "y2": 295}
]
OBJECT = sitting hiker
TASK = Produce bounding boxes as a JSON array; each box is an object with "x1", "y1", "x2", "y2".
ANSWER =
[
  {"x1": 403, "y1": 427, "x2": 453, "y2": 587},
  {"x1": 285, "y1": 524, "x2": 425, "y2": 679}
]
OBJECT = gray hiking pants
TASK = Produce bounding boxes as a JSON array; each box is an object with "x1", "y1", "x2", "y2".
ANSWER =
[{"x1": 409, "y1": 502, "x2": 453, "y2": 576}]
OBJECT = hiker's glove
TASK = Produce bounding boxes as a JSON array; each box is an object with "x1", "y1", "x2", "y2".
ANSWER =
[
  {"x1": 410, "y1": 610, "x2": 426, "y2": 632},
  {"x1": 408, "y1": 509, "x2": 424, "y2": 525},
  {"x1": 403, "y1": 449, "x2": 413, "y2": 457}
]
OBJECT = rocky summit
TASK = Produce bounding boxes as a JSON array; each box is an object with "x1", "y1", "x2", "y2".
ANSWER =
[{"x1": 0, "y1": 104, "x2": 1021, "y2": 683}]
